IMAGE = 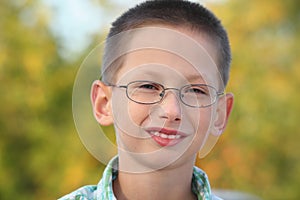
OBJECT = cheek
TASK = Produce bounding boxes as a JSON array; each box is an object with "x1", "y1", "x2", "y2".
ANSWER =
[
  {"x1": 112, "y1": 92, "x2": 141, "y2": 137},
  {"x1": 199, "y1": 109, "x2": 214, "y2": 131},
  {"x1": 128, "y1": 102, "x2": 151, "y2": 126},
  {"x1": 189, "y1": 108, "x2": 214, "y2": 148},
  {"x1": 112, "y1": 96, "x2": 150, "y2": 142},
  {"x1": 188, "y1": 107, "x2": 213, "y2": 130}
]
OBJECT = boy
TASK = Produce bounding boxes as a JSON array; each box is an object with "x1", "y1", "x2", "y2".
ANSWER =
[{"x1": 60, "y1": 0, "x2": 233, "y2": 199}]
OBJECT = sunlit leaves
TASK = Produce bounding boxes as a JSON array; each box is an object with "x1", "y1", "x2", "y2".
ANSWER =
[{"x1": 197, "y1": 0, "x2": 300, "y2": 199}]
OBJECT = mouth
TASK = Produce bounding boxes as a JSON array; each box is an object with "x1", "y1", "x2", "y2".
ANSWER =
[{"x1": 145, "y1": 127, "x2": 188, "y2": 147}]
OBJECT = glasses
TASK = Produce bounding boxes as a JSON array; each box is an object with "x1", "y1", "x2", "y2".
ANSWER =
[{"x1": 106, "y1": 80, "x2": 224, "y2": 108}]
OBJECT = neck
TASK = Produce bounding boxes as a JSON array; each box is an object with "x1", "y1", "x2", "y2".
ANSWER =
[{"x1": 113, "y1": 156, "x2": 197, "y2": 200}]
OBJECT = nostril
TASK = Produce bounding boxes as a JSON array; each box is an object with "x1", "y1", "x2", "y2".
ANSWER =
[
  {"x1": 160, "y1": 113, "x2": 181, "y2": 122},
  {"x1": 174, "y1": 117, "x2": 181, "y2": 121}
]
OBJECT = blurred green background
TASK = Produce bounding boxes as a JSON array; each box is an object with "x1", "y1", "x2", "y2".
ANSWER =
[{"x1": 0, "y1": 0, "x2": 299, "y2": 199}]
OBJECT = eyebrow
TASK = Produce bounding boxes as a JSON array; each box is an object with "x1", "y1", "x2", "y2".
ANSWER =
[{"x1": 185, "y1": 74, "x2": 206, "y2": 83}]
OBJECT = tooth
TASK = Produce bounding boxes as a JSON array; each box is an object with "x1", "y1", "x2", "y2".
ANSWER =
[
  {"x1": 174, "y1": 135, "x2": 181, "y2": 139},
  {"x1": 150, "y1": 131, "x2": 182, "y2": 140},
  {"x1": 168, "y1": 135, "x2": 176, "y2": 139}
]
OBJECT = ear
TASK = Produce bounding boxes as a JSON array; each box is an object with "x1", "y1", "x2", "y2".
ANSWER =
[
  {"x1": 91, "y1": 80, "x2": 113, "y2": 126},
  {"x1": 211, "y1": 92, "x2": 234, "y2": 137},
  {"x1": 198, "y1": 93, "x2": 234, "y2": 159}
]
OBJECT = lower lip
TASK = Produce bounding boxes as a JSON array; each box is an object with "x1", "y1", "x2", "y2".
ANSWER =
[{"x1": 150, "y1": 134, "x2": 185, "y2": 147}]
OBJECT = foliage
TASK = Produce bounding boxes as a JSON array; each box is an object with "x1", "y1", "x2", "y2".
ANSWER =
[
  {"x1": 0, "y1": 1, "x2": 102, "y2": 199},
  {"x1": 197, "y1": 0, "x2": 300, "y2": 199},
  {"x1": 0, "y1": 0, "x2": 299, "y2": 199}
]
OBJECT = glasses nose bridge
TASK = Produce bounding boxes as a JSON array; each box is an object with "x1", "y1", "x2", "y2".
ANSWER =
[{"x1": 159, "y1": 87, "x2": 181, "y2": 98}]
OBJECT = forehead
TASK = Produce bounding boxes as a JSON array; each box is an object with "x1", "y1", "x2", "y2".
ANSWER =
[
  {"x1": 110, "y1": 26, "x2": 222, "y2": 87},
  {"x1": 117, "y1": 50, "x2": 206, "y2": 84}
]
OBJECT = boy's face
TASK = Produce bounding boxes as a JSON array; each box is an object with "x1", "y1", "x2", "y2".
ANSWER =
[{"x1": 93, "y1": 26, "x2": 233, "y2": 172}]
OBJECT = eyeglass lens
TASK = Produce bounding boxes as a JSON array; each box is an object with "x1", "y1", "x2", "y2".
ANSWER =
[{"x1": 126, "y1": 81, "x2": 217, "y2": 107}]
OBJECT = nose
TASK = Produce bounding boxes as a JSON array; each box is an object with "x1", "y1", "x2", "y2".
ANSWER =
[{"x1": 159, "y1": 91, "x2": 181, "y2": 122}]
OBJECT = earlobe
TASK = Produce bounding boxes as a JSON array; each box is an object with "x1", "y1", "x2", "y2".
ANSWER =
[{"x1": 91, "y1": 80, "x2": 113, "y2": 126}]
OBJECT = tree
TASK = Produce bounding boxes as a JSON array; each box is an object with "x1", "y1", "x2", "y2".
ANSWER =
[{"x1": 197, "y1": 0, "x2": 300, "y2": 199}]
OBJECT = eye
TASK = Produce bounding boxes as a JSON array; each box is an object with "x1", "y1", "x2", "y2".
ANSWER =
[
  {"x1": 191, "y1": 88, "x2": 206, "y2": 94},
  {"x1": 138, "y1": 82, "x2": 161, "y2": 91},
  {"x1": 184, "y1": 85, "x2": 208, "y2": 95},
  {"x1": 139, "y1": 84, "x2": 157, "y2": 90}
]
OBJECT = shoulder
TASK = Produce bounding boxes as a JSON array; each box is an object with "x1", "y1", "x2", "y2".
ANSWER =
[
  {"x1": 58, "y1": 185, "x2": 97, "y2": 200},
  {"x1": 58, "y1": 156, "x2": 118, "y2": 200},
  {"x1": 192, "y1": 165, "x2": 210, "y2": 185},
  {"x1": 192, "y1": 166, "x2": 224, "y2": 200}
]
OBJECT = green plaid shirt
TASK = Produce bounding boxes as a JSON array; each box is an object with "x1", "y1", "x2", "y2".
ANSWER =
[{"x1": 59, "y1": 156, "x2": 221, "y2": 200}]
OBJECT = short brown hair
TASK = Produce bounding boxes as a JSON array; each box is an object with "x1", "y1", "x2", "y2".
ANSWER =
[{"x1": 101, "y1": 0, "x2": 231, "y2": 87}]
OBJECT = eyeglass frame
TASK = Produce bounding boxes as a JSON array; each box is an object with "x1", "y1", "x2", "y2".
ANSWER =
[{"x1": 103, "y1": 80, "x2": 225, "y2": 108}]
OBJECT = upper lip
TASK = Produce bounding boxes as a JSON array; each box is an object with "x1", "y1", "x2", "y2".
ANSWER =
[{"x1": 145, "y1": 127, "x2": 188, "y2": 137}]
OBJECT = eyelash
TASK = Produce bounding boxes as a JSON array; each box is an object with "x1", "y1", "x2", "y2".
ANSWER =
[
  {"x1": 139, "y1": 84, "x2": 160, "y2": 90},
  {"x1": 186, "y1": 87, "x2": 207, "y2": 95}
]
